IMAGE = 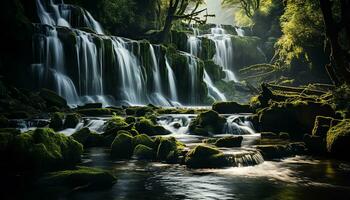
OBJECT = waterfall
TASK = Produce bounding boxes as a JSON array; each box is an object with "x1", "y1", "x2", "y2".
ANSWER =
[
  {"x1": 235, "y1": 27, "x2": 245, "y2": 37},
  {"x1": 165, "y1": 57, "x2": 178, "y2": 102},
  {"x1": 204, "y1": 70, "x2": 226, "y2": 101},
  {"x1": 223, "y1": 115, "x2": 256, "y2": 135},
  {"x1": 184, "y1": 53, "x2": 200, "y2": 104},
  {"x1": 187, "y1": 25, "x2": 201, "y2": 57},
  {"x1": 210, "y1": 25, "x2": 238, "y2": 82}
]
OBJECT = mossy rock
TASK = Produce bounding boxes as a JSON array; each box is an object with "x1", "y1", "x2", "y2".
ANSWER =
[
  {"x1": 10, "y1": 128, "x2": 83, "y2": 173},
  {"x1": 326, "y1": 119, "x2": 350, "y2": 159},
  {"x1": 76, "y1": 108, "x2": 112, "y2": 116},
  {"x1": 103, "y1": 116, "x2": 130, "y2": 136},
  {"x1": 260, "y1": 132, "x2": 278, "y2": 139},
  {"x1": 189, "y1": 110, "x2": 226, "y2": 136},
  {"x1": 133, "y1": 134, "x2": 154, "y2": 148},
  {"x1": 255, "y1": 143, "x2": 305, "y2": 160},
  {"x1": 214, "y1": 136, "x2": 243, "y2": 147},
  {"x1": 49, "y1": 112, "x2": 64, "y2": 131},
  {"x1": 133, "y1": 144, "x2": 155, "y2": 160},
  {"x1": 212, "y1": 101, "x2": 252, "y2": 114},
  {"x1": 111, "y1": 133, "x2": 134, "y2": 159},
  {"x1": 125, "y1": 106, "x2": 155, "y2": 117},
  {"x1": 156, "y1": 137, "x2": 184, "y2": 163},
  {"x1": 135, "y1": 118, "x2": 171, "y2": 136},
  {"x1": 258, "y1": 101, "x2": 336, "y2": 140},
  {"x1": 64, "y1": 113, "x2": 81, "y2": 128},
  {"x1": 37, "y1": 166, "x2": 116, "y2": 191},
  {"x1": 312, "y1": 116, "x2": 339, "y2": 138},
  {"x1": 125, "y1": 116, "x2": 136, "y2": 124},
  {"x1": 71, "y1": 128, "x2": 104, "y2": 148},
  {"x1": 185, "y1": 145, "x2": 230, "y2": 168},
  {"x1": 39, "y1": 88, "x2": 68, "y2": 109}
]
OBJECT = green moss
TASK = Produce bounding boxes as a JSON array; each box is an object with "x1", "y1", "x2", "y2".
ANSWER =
[
  {"x1": 125, "y1": 106, "x2": 155, "y2": 117},
  {"x1": 133, "y1": 134, "x2": 154, "y2": 148},
  {"x1": 64, "y1": 113, "x2": 81, "y2": 128},
  {"x1": 185, "y1": 145, "x2": 229, "y2": 168},
  {"x1": 156, "y1": 137, "x2": 183, "y2": 163},
  {"x1": 49, "y1": 112, "x2": 65, "y2": 131},
  {"x1": 103, "y1": 115, "x2": 130, "y2": 135},
  {"x1": 189, "y1": 110, "x2": 226, "y2": 136},
  {"x1": 133, "y1": 144, "x2": 155, "y2": 160},
  {"x1": 71, "y1": 128, "x2": 104, "y2": 148},
  {"x1": 214, "y1": 136, "x2": 243, "y2": 147},
  {"x1": 111, "y1": 133, "x2": 134, "y2": 159},
  {"x1": 11, "y1": 128, "x2": 83, "y2": 173},
  {"x1": 38, "y1": 166, "x2": 116, "y2": 190},
  {"x1": 326, "y1": 119, "x2": 350, "y2": 157},
  {"x1": 134, "y1": 117, "x2": 170, "y2": 136}
]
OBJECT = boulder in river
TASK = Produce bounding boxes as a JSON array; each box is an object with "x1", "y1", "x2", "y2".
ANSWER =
[
  {"x1": 214, "y1": 136, "x2": 243, "y2": 147},
  {"x1": 326, "y1": 119, "x2": 350, "y2": 159},
  {"x1": 71, "y1": 128, "x2": 104, "y2": 148},
  {"x1": 212, "y1": 101, "x2": 252, "y2": 114},
  {"x1": 189, "y1": 110, "x2": 226, "y2": 136},
  {"x1": 111, "y1": 132, "x2": 134, "y2": 159},
  {"x1": 185, "y1": 145, "x2": 230, "y2": 168}
]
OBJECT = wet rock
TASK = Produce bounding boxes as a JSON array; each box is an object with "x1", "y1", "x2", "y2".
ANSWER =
[
  {"x1": 189, "y1": 110, "x2": 226, "y2": 136},
  {"x1": 135, "y1": 118, "x2": 171, "y2": 136},
  {"x1": 157, "y1": 137, "x2": 179, "y2": 162},
  {"x1": 76, "y1": 108, "x2": 113, "y2": 116},
  {"x1": 258, "y1": 101, "x2": 337, "y2": 140},
  {"x1": 64, "y1": 113, "x2": 81, "y2": 128},
  {"x1": 214, "y1": 136, "x2": 243, "y2": 147},
  {"x1": 111, "y1": 132, "x2": 134, "y2": 159},
  {"x1": 133, "y1": 134, "x2": 154, "y2": 149},
  {"x1": 326, "y1": 119, "x2": 350, "y2": 159},
  {"x1": 312, "y1": 116, "x2": 340, "y2": 137},
  {"x1": 255, "y1": 142, "x2": 306, "y2": 160},
  {"x1": 126, "y1": 106, "x2": 155, "y2": 117},
  {"x1": 37, "y1": 166, "x2": 116, "y2": 191},
  {"x1": 5, "y1": 128, "x2": 83, "y2": 174},
  {"x1": 71, "y1": 128, "x2": 104, "y2": 148},
  {"x1": 134, "y1": 144, "x2": 155, "y2": 160},
  {"x1": 49, "y1": 112, "x2": 64, "y2": 131},
  {"x1": 279, "y1": 132, "x2": 290, "y2": 140},
  {"x1": 185, "y1": 145, "x2": 230, "y2": 168},
  {"x1": 212, "y1": 101, "x2": 252, "y2": 114},
  {"x1": 77, "y1": 103, "x2": 102, "y2": 109},
  {"x1": 260, "y1": 132, "x2": 278, "y2": 139}
]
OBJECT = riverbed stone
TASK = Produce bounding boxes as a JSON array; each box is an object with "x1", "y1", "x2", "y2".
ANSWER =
[
  {"x1": 326, "y1": 119, "x2": 350, "y2": 159},
  {"x1": 64, "y1": 113, "x2": 81, "y2": 128},
  {"x1": 135, "y1": 117, "x2": 171, "y2": 136},
  {"x1": 49, "y1": 112, "x2": 65, "y2": 131},
  {"x1": 134, "y1": 144, "x2": 155, "y2": 160},
  {"x1": 71, "y1": 128, "x2": 104, "y2": 148},
  {"x1": 189, "y1": 110, "x2": 226, "y2": 136},
  {"x1": 111, "y1": 133, "x2": 134, "y2": 159},
  {"x1": 185, "y1": 145, "x2": 230, "y2": 168},
  {"x1": 214, "y1": 136, "x2": 243, "y2": 147},
  {"x1": 133, "y1": 134, "x2": 154, "y2": 148}
]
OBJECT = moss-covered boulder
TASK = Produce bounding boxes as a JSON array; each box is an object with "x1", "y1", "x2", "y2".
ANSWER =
[
  {"x1": 133, "y1": 134, "x2": 154, "y2": 148},
  {"x1": 39, "y1": 88, "x2": 68, "y2": 109},
  {"x1": 214, "y1": 136, "x2": 243, "y2": 147},
  {"x1": 135, "y1": 118, "x2": 171, "y2": 136},
  {"x1": 77, "y1": 103, "x2": 102, "y2": 109},
  {"x1": 258, "y1": 101, "x2": 336, "y2": 140},
  {"x1": 189, "y1": 110, "x2": 226, "y2": 136},
  {"x1": 103, "y1": 116, "x2": 130, "y2": 136},
  {"x1": 110, "y1": 133, "x2": 134, "y2": 159},
  {"x1": 326, "y1": 119, "x2": 350, "y2": 159},
  {"x1": 185, "y1": 145, "x2": 229, "y2": 168},
  {"x1": 49, "y1": 112, "x2": 65, "y2": 131},
  {"x1": 312, "y1": 116, "x2": 340, "y2": 137},
  {"x1": 133, "y1": 144, "x2": 155, "y2": 160},
  {"x1": 64, "y1": 113, "x2": 81, "y2": 128},
  {"x1": 71, "y1": 128, "x2": 104, "y2": 148},
  {"x1": 8, "y1": 128, "x2": 83, "y2": 173},
  {"x1": 156, "y1": 137, "x2": 184, "y2": 163},
  {"x1": 212, "y1": 101, "x2": 252, "y2": 114},
  {"x1": 37, "y1": 166, "x2": 116, "y2": 191},
  {"x1": 125, "y1": 106, "x2": 155, "y2": 117},
  {"x1": 255, "y1": 143, "x2": 306, "y2": 160}
]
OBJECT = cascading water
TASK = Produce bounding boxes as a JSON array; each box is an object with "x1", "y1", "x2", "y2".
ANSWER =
[
  {"x1": 165, "y1": 57, "x2": 178, "y2": 102},
  {"x1": 187, "y1": 24, "x2": 201, "y2": 57},
  {"x1": 204, "y1": 70, "x2": 226, "y2": 101},
  {"x1": 235, "y1": 27, "x2": 245, "y2": 37},
  {"x1": 210, "y1": 25, "x2": 238, "y2": 82}
]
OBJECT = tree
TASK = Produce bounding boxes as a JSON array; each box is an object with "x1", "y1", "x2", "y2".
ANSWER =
[
  {"x1": 319, "y1": 0, "x2": 350, "y2": 85},
  {"x1": 223, "y1": 0, "x2": 260, "y2": 18},
  {"x1": 157, "y1": 0, "x2": 206, "y2": 42}
]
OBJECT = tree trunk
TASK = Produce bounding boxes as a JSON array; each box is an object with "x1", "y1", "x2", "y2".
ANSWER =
[{"x1": 319, "y1": 0, "x2": 350, "y2": 85}]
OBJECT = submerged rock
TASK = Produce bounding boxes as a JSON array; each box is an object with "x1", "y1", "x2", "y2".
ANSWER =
[
  {"x1": 212, "y1": 101, "x2": 252, "y2": 114},
  {"x1": 64, "y1": 113, "x2": 81, "y2": 128},
  {"x1": 37, "y1": 166, "x2": 116, "y2": 191},
  {"x1": 134, "y1": 144, "x2": 155, "y2": 160},
  {"x1": 111, "y1": 132, "x2": 134, "y2": 159},
  {"x1": 189, "y1": 110, "x2": 226, "y2": 136},
  {"x1": 71, "y1": 128, "x2": 104, "y2": 148},
  {"x1": 134, "y1": 117, "x2": 170, "y2": 136},
  {"x1": 214, "y1": 136, "x2": 243, "y2": 147},
  {"x1": 185, "y1": 145, "x2": 229, "y2": 168}
]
